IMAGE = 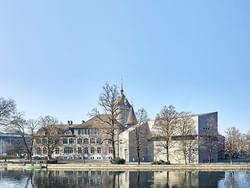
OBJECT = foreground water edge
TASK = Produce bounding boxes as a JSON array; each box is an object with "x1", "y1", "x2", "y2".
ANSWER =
[{"x1": 0, "y1": 169, "x2": 250, "y2": 188}]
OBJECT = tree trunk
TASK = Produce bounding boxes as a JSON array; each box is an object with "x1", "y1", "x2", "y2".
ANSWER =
[
  {"x1": 112, "y1": 140, "x2": 116, "y2": 159},
  {"x1": 136, "y1": 127, "x2": 140, "y2": 165},
  {"x1": 166, "y1": 144, "x2": 169, "y2": 163},
  {"x1": 137, "y1": 149, "x2": 140, "y2": 165}
]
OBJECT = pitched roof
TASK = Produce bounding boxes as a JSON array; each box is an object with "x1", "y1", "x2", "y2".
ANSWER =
[
  {"x1": 126, "y1": 107, "x2": 138, "y2": 126},
  {"x1": 116, "y1": 94, "x2": 131, "y2": 107},
  {"x1": 72, "y1": 114, "x2": 121, "y2": 129}
]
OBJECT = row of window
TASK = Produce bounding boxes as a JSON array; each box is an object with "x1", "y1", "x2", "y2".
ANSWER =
[
  {"x1": 36, "y1": 147, "x2": 113, "y2": 155},
  {"x1": 36, "y1": 138, "x2": 110, "y2": 145},
  {"x1": 63, "y1": 138, "x2": 103, "y2": 145},
  {"x1": 77, "y1": 128, "x2": 97, "y2": 135}
]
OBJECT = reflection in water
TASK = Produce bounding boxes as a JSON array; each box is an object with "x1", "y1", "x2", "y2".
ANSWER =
[{"x1": 0, "y1": 169, "x2": 249, "y2": 188}]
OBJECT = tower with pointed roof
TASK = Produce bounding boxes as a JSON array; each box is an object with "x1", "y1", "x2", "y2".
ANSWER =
[{"x1": 116, "y1": 85, "x2": 133, "y2": 128}]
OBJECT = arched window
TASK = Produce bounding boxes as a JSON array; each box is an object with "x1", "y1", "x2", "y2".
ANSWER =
[
  {"x1": 64, "y1": 147, "x2": 73, "y2": 154},
  {"x1": 84, "y1": 138, "x2": 89, "y2": 144}
]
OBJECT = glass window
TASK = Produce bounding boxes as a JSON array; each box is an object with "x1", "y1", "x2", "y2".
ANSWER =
[
  {"x1": 43, "y1": 147, "x2": 47, "y2": 154},
  {"x1": 64, "y1": 147, "x2": 73, "y2": 154},
  {"x1": 78, "y1": 147, "x2": 82, "y2": 154},
  {"x1": 55, "y1": 148, "x2": 59, "y2": 154},
  {"x1": 84, "y1": 147, "x2": 88, "y2": 154},
  {"x1": 36, "y1": 138, "x2": 41, "y2": 144},
  {"x1": 97, "y1": 147, "x2": 101, "y2": 154},
  {"x1": 90, "y1": 147, "x2": 95, "y2": 154},
  {"x1": 55, "y1": 138, "x2": 59, "y2": 145},
  {"x1": 84, "y1": 128, "x2": 90, "y2": 135},
  {"x1": 97, "y1": 138, "x2": 102, "y2": 145},
  {"x1": 84, "y1": 138, "x2": 89, "y2": 144},
  {"x1": 77, "y1": 138, "x2": 82, "y2": 144},
  {"x1": 69, "y1": 138, "x2": 74, "y2": 144},
  {"x1": 36, "y1": 148, "x2": 41, "y2": 155},
  {"x1": 42, "y1": 138, "x2": 47, "y2": 144},
  {"x1": 90, "y1": 138, "x2": 95, "y2": 144},
  {"x1": 108, "y1": 147, "x2": 113, "y2": 154},
  {"x1": 63, "y1": 138, "x2": 68, "y2": 144}
]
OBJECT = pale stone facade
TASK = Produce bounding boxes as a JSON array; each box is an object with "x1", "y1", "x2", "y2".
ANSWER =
[
  {"x1": 151, "y1": 112, "x2": 225, "y2": 163},
  {"x1": 119, "y1": 122, "x2": 153, "y2": 162},
  {"x1": 33, "y1": 88, "x2": 134, "y2": 160},
  {"x1": 33, "y1": 87, "x2": 224, "y2": 163}
]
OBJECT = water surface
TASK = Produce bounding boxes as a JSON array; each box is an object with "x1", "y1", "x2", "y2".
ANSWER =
[{"x1": 0, "y1": 169, "x2": 249, "y2": 188}]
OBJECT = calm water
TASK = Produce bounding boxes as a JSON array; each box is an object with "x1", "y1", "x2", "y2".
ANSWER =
[{"x1": 0, "y1": 169, "x2": 250, "y2": 188}]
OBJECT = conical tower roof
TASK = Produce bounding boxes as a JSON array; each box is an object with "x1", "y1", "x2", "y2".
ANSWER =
[{"x1": 126, "y1": 107, "x2": 138, "y2": 126}]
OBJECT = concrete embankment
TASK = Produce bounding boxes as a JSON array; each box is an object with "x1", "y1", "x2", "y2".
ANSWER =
[{"x1": 2, "y1": 163, "x2": 250, "y2": 171}]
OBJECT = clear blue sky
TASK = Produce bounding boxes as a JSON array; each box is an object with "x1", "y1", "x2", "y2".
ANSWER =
[{"x1": 0, "y1": 0, "x2": 249, "y2": 134}]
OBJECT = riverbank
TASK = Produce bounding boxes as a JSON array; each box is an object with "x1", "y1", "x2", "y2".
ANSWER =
[{"x1": 2, "y1": 162, "x2": 250, "y2": 171}]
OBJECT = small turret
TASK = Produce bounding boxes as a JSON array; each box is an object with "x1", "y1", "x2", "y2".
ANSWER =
[{"x1": 126, "y1": 107, "x2": 138, "y2": 126}]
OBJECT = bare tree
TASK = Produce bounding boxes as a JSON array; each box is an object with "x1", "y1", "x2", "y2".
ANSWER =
[
  {"x1": 134, "y1": 108, "x2": 148, "y2": 165},
  {"x1": 37, "y1": 115, "x2": 61, "y2": 160},
  {"x1": 177, "y1": 112, "x2": 196, "y2": 164},
  {"x1": 7, "y1": 113, "x2": 39, "y2": 162},
  {"x1": 225, "y1": 127, "x2": 241, "y2": 163},
  {"x1": 91, "y1": 83, "x2": 120, "y2": 159},
  {"x1": 154, "y1": 105, "x2": 179, "y2": 163},
  {"x1": 0, "y1": 97, "x2": 16, "y2": 127},
  {"x1": 245, "y1": 131, "x2": 250, "y2": 156}
]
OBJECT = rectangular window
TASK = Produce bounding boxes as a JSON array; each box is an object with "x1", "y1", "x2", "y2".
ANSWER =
[
  {"x1": 84, "y1": 147, "x2": 88, "y2": 154},
  {"x1": 63, "y1": 138, "x2": 68, "y2": 144},
  {"x1": 77, "y1": 138, "x2": 82, "y2": 144},
  {"x1": 97, "y1": 138, "x2": 102, "y2": 144},
  {"x1": 78, "y1": 147, "x2": 82, "y2": 154},
  {"x1": 84, "y1": 138, "x2": 89, "y2": 144},
  {"x1": 55, "y1": 148, "x2": 59, "y2": 154},
  {"x1": 69, "y1": 138, "x2": 74, "y2": 144},
  {"x1": 90, "y1": 138, "x2": 95, "y2": 144},
  {"x1": 42, "y1": 138, "x2": 47, "y2": 144},
  {"x1": 97, "y1": 147, "x2": 101, "y2": 154},
  {"x1": 36, "y1": 138, "x2": 41, "y2": 144},
  {"x1": 90, "y1": 147, "x2": 95, "y2": 154}
]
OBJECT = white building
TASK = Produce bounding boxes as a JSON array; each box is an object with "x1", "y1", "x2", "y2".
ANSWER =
[
  {"x1": 151, "y1": 112, "x2": 224, "y2": 163},
  {"x1": 33, "y1": 87, "x2": 224, "y2": 163}
]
